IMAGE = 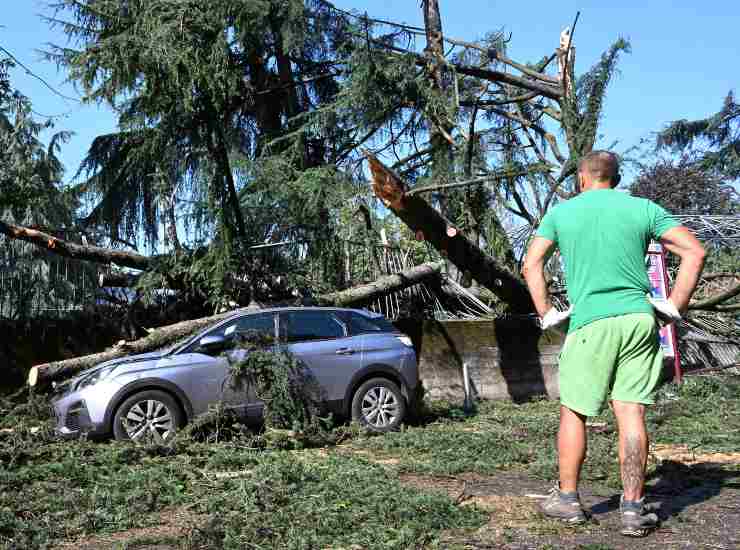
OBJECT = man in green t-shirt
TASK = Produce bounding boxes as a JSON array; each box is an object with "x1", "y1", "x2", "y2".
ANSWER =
[{"x1": 522, "y1": 151, "x2": 705, "y2": 537}]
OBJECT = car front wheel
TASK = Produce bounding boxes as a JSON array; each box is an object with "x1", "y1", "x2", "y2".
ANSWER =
[
  {"x1": 113, "y1": 390, "x2": 183, "y2": 443},
  {"x1": 351, "y1": 378, "x2": 406, "y2": 432}
]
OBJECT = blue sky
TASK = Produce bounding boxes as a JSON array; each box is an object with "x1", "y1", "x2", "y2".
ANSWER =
[{"x1": 2, "y1": 0, "x2": 739, "y2": 186}]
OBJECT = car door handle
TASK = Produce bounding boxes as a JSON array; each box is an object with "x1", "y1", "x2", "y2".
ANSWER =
[{"x1": 335, "y1": 348, "x2": 355, "y2": 355}]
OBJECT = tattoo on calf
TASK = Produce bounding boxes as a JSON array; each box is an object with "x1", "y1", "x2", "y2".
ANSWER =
[{"x1": 622, "y1": 435, "x2": 646, "y2": 495}]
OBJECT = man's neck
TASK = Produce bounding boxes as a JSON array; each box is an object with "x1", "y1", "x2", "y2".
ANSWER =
[{"x1": 581, "y1": 181, "x2": 614, "y2": 192}]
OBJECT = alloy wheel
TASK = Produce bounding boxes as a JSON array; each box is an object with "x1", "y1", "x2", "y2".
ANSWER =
[
  {"x1": 122, "y1": 398, "x2": 174, "y2": 443},
  {"x1": 360, "y1": 386, "x2": 400, "y2": 429}
]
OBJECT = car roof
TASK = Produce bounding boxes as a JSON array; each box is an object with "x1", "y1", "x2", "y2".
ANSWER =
[
  {"x1": 171, "y1": 306, "x2": 385, "y2": 354},
  {"x1": 220, "y1": 306, "x2": 380, "y2": 323}
]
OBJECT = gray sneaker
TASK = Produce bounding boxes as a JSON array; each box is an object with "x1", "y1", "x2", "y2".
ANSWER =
[
  {"x1": 620, "y1": 495, "x2": 659, "y2": 537},
  {"x1": 539, "y1": 486, "x2": 587, "y2": 524}
]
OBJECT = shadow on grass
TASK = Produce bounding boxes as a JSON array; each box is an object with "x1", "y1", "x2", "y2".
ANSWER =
[
  {"x1": 648, "y1": 460, "x2": 740, "y2": 520},
  {"x1": 405, "y1": 388, "x2": 480, "y2": 428},
  {"x1": 590, "y1": 460, "x2": 740, "y2": 519}
]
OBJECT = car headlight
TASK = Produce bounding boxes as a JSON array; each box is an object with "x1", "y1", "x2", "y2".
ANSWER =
[
  {"x1": 395, "y1": 335, "x2": 414, "y2": 348},
  {"x1": 76, "y1": 366, "x2": 117, "y2": 390}
]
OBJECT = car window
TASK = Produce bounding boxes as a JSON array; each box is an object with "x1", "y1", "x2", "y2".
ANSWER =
[
  {"x1": 345, "y1": 312, "x2": 397, "y2": 335},
  {"x1": 182, "y1": 313, "x2": 275, "y2": 353},
  {"x1": 280, "y1": 311, "x2": 346, "y2": 343},
  {"x1": 235, "y1": 314, "x2": 276, "y2": 339}
]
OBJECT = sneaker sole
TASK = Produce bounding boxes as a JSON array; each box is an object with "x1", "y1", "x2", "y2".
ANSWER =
[
  {"x1": 621, "y1": 527, "x2": 654, "y2": 538},
  {"x1": 542, "y1": 513, "x2": 587, "y2": 525}
]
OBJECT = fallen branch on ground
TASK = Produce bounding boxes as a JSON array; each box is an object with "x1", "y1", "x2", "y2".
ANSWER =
[{"x1": 689, "y1": 281, "x2": 740, "y2": 311}]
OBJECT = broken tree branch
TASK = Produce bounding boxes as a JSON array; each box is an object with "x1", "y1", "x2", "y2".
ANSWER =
[
  {"x1": 486, "y1": 48, "x2": 561, "y2": 85},
  {"x1": 364, "y1": 151, "x2": 534, "y2": 313},
  {"x1": 0, "y1": 219, "x2": 154, "y2": 271},
  {"x1": 689, "y1": 281, "x2": 740, "y2": 311},
  {"x1": 27, "y1": 308, "x2": 247, "y2": 387},
  {"x1": 406, "y1": 167, "x2": 547, "y2": 197},
  {"x1": 368, "y1": 36, "x2": 564, "y2": 100},
  {"x1": 482, "y1": 106, "x2": 566, "y2": 164}
]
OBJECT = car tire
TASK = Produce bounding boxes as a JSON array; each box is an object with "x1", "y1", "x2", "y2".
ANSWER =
[
  {"x1": 112, "y1": 390, "x2": 184, "y2": 443},
  {"x1": 351, "y1": 378, "x2": 406, "y2": 432}
]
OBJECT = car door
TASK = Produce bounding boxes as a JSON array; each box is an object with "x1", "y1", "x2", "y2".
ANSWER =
[
  {"x1": 279, "y1": 310, "x2": 364, "y2": 404},
  {"x1": 176, "y1": 312, "x2": 277, "y2": 418},
  {"x1": 344, "y1": 311, "x2": 404, "y2": 370}
]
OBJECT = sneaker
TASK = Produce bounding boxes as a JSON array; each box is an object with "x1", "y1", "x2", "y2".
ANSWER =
[
  {"x1": 539, "y1": 486, "x2": 587, "y2": 524},
  {"x1": 620, "y1": 495, "x2": 659, "y2": 537}
]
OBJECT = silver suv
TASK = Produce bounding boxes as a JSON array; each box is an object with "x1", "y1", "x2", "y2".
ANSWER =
[{"x1": 51, "y1": 307, "x2": 418, "y2": 442}]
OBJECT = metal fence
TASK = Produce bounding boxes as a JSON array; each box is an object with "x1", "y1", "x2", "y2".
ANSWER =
[{"x1": 0, "y1": 233, "x2": 98, "y2": 320}]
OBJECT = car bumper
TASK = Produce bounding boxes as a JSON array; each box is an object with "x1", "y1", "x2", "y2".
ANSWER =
[{"x1": 51, "y1": 381, "x2": 121, "y2": 438}]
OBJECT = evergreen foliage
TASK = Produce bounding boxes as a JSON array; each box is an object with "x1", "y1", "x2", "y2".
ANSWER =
[
  {"x1": 225, "y1": 330, "x2": 328, "y2": 434},
  {"x1": 561, "y1": 38, "x2": 630, "y2": 179},
  {"x1": 658, "y1": 91, "x2": 740, "y2": 179},
  {"x1": 0, "y1": 54, "x2": 95, "y2": 319},
  {"x1": 35, "y1": 1, "x2": 635, "y2": 309},
  {"x1": 0, "y1": 57, "x2": 73, "y2": 223}
]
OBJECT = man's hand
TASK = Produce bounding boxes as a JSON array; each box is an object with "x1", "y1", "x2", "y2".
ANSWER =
[
  {"x1": 522, "y1": 236, "x2": 557, "y2": 318},
  {"x1": 659, "y1": 227, "x2": 706, "y2": 314},
  {"x1": 541, "y1": 306, "x2": 572, "y2": 333},
  {"x1": 647, "y1": 294, "x2": 682, "y2": 326}
]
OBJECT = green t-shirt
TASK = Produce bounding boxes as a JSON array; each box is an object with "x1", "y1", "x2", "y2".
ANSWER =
[{"x1": 536, "y1": 189, "x2": 680, "y2": 332}]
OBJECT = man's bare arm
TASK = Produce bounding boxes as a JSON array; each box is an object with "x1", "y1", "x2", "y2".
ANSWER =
[
  {"x1": 659, "y1": 226, "x2": 706, "y2": 314},
  {"x1": 522, "y1": 236, "x2": 557, "y2": 318}
]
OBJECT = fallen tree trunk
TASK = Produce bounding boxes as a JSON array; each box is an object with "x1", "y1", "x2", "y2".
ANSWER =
[
  {"x1": 364, "y1": 151, "x2": 535, "y2": 313},
  {"x1": 27, "y1": 308, "x2": 249, "y2": 387},
  {"x1": 29, "y1": 260, "x2": 444, "y2": 387},
  {"x1": 317, "y1": 260, "x2": 444, "y2": 306}
]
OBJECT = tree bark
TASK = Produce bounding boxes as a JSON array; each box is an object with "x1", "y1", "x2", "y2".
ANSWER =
[
  {"x1": 317, "y1": 260, "x2": 443, "y2": 307},
  {"x1": 99, "y1": 272, "x2": 140, "y2": 288},
  {"x1": 689, "y1": 281, "x2": 740, "y2": 311},
  {"x1": 422, "y1": 0, "x2": 453, "y2": 203},
  {"x1": 28, "y1": 260, "x2": 444, "y2": 387},
  {"x1": 214, "y1": 122, "x2": 248, "y2": 243},
  {"x1": 365, "y1": 152, "x2": 534, "y2": 313}
]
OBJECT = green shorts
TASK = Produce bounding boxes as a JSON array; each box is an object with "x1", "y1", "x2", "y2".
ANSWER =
[{"x1": 558, "y1": 313, "x2": 664, "y2": 417}]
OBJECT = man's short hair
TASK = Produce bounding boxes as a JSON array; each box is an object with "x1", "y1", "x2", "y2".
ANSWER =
[{"x1": 578, "y1": 150, "x2": 620, "y2": 185}]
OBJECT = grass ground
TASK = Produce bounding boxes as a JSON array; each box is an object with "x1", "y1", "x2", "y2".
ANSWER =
[{"x1": 1, "y1": 373, "x2": 739, "y2": 549}]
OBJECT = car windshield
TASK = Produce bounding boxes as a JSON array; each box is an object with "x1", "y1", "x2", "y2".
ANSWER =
[{"x1": 161, "y1": 328, "x2": 216, "y2": 355}]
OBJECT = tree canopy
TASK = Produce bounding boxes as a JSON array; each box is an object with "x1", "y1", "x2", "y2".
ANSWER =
[
  {"x1": 658, "y1": 91, "x2": 740, "y2": 180},
  {"x1": 0, "y1": 0, "x2": 733, "y2": 321}
]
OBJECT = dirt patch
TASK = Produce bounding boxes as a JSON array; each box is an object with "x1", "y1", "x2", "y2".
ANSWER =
[
  {"x1": 333, "y1": 446, "x2": 402, "y2": 467},
  {"x1": 54, "y1": 507, "x2": 206, "y2": 550},
  {"x1": 463, "y1": 495, "x2": 539, "y2": 527},
  {"x1": 652, "y1": 443, "x2": 740, "y2": 465},
  {"x1": 399, "y1": 473, "x2": 464, "y2": 499},
  {"x1": 404, "y1": 468, "x2": 740, "y2": 550}
]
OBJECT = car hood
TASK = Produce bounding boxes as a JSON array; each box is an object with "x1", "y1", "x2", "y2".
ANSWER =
[{"x1": 73, "y1": 350, "x2": 166, "y2": 380}]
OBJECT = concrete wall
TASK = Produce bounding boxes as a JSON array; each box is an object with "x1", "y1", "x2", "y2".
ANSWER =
[{"x1": 397, "y1": 318, "x2": 565, "y2": 403}]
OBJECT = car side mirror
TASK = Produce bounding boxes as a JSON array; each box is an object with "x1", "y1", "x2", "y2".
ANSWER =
[{"x1": 197, "y1": 334, "x2": 229, "y2": 354}]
